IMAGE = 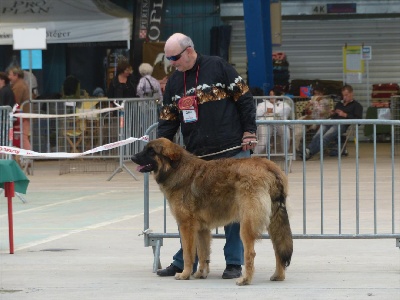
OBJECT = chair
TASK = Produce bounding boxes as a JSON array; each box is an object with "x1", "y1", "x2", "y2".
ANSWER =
[
  {"x1": 327, "y1": 124, "x2": 355, "y2": 157},
  {"x1": 64, "y1": 114, "x2": 85, "y2": 153},
  {"x1": 64, "y1": 101, "x2": 99, "y2": 153}
]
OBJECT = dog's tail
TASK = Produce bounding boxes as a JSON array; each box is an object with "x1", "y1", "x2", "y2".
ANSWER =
[{"x1": 268, "y1": 192, "x2": 293, "y2": 268}]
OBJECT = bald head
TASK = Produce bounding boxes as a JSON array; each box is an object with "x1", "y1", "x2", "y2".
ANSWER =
[
  {"x1": 164, "y1": 33, "x2": 197, "y2": 72},
  {"x1": 165, "y1": 33, "x2": 194, "y2": 52}
]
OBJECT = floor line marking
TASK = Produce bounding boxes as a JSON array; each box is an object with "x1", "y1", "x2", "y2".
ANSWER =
[
  {"x1": 0, "y1": 206, "x2": 165, "y2": 253},
  {"x1": 0, "y1": 191, "x2": 117, "y2": 218}
]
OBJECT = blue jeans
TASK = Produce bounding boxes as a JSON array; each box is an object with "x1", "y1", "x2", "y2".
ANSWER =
[
  {"x1": 307, "y1": 124, "x2": 348, "y2": 156},
  {"x1": 172, "y1": 150, "x2": 250, "y2": 270}
]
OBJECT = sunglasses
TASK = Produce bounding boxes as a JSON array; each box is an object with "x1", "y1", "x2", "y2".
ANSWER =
[{"x1": 166, "y1": 46, "x2": 190, "y2": 61}]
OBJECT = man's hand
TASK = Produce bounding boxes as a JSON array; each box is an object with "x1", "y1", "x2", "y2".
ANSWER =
[
  {"x1": 335, "y1": 109, "x2": 347, "y2": 118},
  {"x1": 242, "y1": 131, "x2": 257, "y2": 151}
]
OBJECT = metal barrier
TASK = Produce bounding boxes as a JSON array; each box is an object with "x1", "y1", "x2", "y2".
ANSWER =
[
  {"x1": 0, "y1": 106, "x2": 13, "y2": 160},
  {"x1": 108, "y1": 98, "x2": 158, "y2": 180},
  {"x1": 141, "y1": 119, "x2": 400, "y2": 272},
  {"x1": 16, "y1": 97, "x2": 157, "y2": 175}
]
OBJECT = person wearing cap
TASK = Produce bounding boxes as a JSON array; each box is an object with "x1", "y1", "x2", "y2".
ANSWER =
[{"x1": 93, "y1": 87, "x2": 105, "y2": 98}]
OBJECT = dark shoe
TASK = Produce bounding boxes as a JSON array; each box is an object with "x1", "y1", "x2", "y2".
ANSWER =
[
  {"x1": 330, "y1": 148, "x2": 348, "y2": 157},
  {"x1": 329, "y1": 149, "x2": 338, "y2": 157},
  {"x1": 222, "y1": 264, "x2": 242, "y2": 279},
  {"x1": 156, "y1": 263, "x2": 183, "y2": 277}
]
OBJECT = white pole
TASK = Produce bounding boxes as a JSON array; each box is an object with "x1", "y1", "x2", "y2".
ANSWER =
[{"x1": 29, "y1": 50, "x2": 33, "y2": 101}]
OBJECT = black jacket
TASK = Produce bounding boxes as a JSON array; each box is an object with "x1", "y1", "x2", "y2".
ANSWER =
[
  {"x1": 332, "y1": 100, "x2": 363, "y2": 120},
  {"x1": 107, "y1": 75, "x2": 137, "y2": 99},
  {"x1": 157, "y1": 53, "x2": 256, "y2": 159},
  {"x1": 0, "y1": 85, "x2": 15, "y2": 107}
]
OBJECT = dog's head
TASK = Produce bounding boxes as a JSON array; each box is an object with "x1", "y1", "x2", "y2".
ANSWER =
[{"x1": 131, "y1": 138, "x2": 183, "y2": 175}]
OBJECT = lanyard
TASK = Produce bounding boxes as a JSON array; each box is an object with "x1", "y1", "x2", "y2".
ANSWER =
[{"x1": 183, "y1": 65, "x2": 200, "y2": 97}]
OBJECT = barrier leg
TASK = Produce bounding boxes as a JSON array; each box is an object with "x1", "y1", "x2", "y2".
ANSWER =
[
  {"x1": 152, "y1": 239, "x2": 162, "y2": 273},
  {"x1": 15, "y1": 192, "x2": 27, "y2": 204},
  {"x1": 107, "y1": 114, "x2": 138, "y2": 181},
  {"x1": 107, "y1": 163, "x2": 138, "y2": 181}
]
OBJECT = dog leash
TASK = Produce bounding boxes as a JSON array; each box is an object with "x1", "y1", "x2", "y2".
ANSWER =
[{"x1": 198, "y1": 141, "x2": 258, "y2": 159}]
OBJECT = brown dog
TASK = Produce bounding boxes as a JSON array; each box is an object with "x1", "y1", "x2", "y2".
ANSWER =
[{"x1": 132, "y1": 138, "x2": 293, "y2": 285}]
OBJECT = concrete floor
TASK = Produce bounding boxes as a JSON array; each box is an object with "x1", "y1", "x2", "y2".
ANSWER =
[{"x1": 0, "y1": 143, "x2": 399, "y2": 299}]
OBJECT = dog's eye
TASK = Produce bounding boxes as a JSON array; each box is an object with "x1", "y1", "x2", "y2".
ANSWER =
[{"x1": 147, "y1": 147, "x2": 156, "y2": 156}]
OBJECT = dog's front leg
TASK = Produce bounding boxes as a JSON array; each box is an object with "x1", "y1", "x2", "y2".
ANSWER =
[
  {"x1": 193, "y1": 229, "x2": 211, "y2": 279},
  {"x1": 175, "y1": 222, "x2": 196, "y2": 280}
]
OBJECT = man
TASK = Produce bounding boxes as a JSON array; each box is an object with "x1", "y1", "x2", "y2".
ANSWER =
[
  {"x1": 8, "y1": 67, "x2": 31, "y2": 150},
  {"x1": 156, "y1": 33, "x2": 257, "y2": 279},
  {"x1": 302, "y1": 84, "x2": 363, "y2": 160}
]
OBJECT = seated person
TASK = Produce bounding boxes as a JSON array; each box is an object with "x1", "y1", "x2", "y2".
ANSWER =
[
  {"x1": 301, "y1": 84, "x2": 363, "y2": 160},
  {"x1": 254, "y1": 88, "x2": 292, "y2": 154},
  {"x1": 295, "y1": 86, "x2": 331, "y2": 151}
]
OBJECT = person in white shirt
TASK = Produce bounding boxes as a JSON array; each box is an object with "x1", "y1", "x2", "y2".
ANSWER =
[
  {"x1": 255, "y1": 88, "x2": 292, "y2": 154},
  {"x1": 23, "y1": 70, "x2": 39, "y2": 98}
]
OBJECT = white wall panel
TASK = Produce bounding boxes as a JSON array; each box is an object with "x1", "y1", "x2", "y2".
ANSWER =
[{"x1": 228, "y1": 18, "x2": 400, "y2": 109}]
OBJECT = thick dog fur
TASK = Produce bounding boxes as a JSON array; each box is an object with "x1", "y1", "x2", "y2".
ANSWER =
[{"x1": 132, "y1": 138, "x2": 293, "y2": 285}]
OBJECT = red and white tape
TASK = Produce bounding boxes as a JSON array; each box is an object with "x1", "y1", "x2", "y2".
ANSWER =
[{"x1": 0, "y1": 135, "x2": 149, "y2": 158}]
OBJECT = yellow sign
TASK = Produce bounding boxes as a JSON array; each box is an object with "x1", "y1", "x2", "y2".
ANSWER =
[
  {"x1": 343, "y1": 45, "x2": 364, "y2": 83},
  {"x1": 343, "y1": 45, "x2": 364, "y2": 73}
]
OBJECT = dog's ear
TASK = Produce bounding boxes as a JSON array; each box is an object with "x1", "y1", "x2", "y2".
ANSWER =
[
  {"x1": 161, "y1": 142, "x2": 182, "y2": 161},
  {"x1": 151, "y1": 138, "x2": 182, "y2": 162}
]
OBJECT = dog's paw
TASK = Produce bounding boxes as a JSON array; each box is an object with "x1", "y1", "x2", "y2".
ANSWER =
[
  {"x1": 270, "y1": 273, "x2": 285, "y2": 281},
  {"x1": 236, "y1": 276, "x2": 251, "y2": 286},
  {"x1": 193, "y1": 270, "x2": 208, "y2": 279},
  {"x1": 175, "y1": 272, "x2": 190, "y2": 280}
]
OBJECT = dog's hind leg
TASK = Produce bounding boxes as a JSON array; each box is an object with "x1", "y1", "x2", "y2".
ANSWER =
[
  {"x1": 236, "y1": 219, "x2": 257, "y2": 286},
  {"x1": 193, "y1": 228, "x2": 211, "y2": 279},
  {"x1": 175, "y1": 222, "x2": 197, "y2": 280},
  {"x1": 268, "y1": 201, "x2": 293, "y2": 281}
]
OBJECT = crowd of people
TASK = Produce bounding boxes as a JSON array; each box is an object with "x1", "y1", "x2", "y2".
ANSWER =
[{"x1": 0, "y1": 51, "x2": 364, "y2": 163}]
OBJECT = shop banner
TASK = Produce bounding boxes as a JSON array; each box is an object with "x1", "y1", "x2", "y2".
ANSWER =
[{"x1": 133, "y1": 0, "x2": 166, "y2": 84}]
